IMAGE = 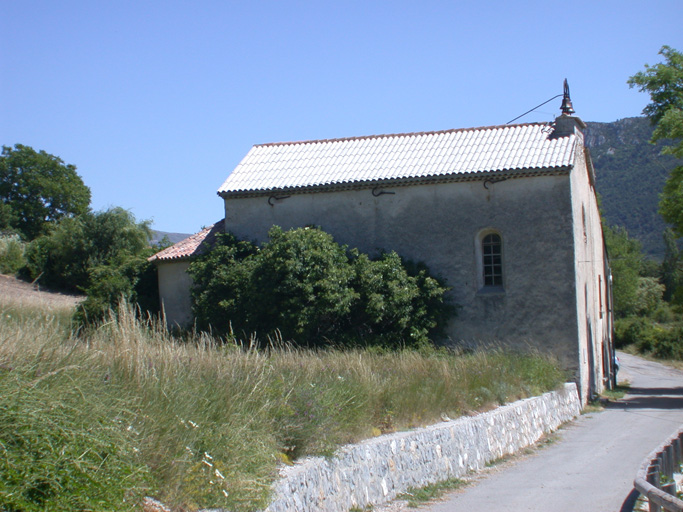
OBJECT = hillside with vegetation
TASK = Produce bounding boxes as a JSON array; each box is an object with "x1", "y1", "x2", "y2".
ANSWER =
[{"x1": 587, "y1": 116, "x2": 682, "y2": 259}]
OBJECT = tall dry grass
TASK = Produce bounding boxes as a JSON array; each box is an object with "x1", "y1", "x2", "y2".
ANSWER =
[{"x1": 0, "y1": 301, "x2": 565, "y2": 511}]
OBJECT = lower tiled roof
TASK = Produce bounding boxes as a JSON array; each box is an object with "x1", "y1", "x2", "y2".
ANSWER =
[{"x1": 148, "y1": 220, "x2": 224, "y2": 262}]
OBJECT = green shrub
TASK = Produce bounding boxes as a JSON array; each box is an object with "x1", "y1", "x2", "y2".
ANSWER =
[
  {"x1": 0, "y1": 234, "x2": 25, "y2": 274},
  {"x1": 246, "y1": 226, "x2": 357, "y2": 344},
  {"x1": 24, "y1": 207, "x2": 150, "y2": 293},
  {"x1": 649, "y1": 326, "x2": 683, "y2": 359},
  {"x1": 188, "y1": 232, "x2": 261, "y2": 337},
  {"x1": 189, "y1": 226, "x2": 453, "y2": 348},
  {"x1": 19, "y1": 207, "x2": 159, "y2": 325},
  {"x1": 75, "y1": 255, "x2": 159, "y2": 326},
  {"x1": 651, "y1": 303, "x2": 677, "y2": 323},
  {"x1": 348, "y1": 251, "x2": 452, "y2": 346},
  {"x1": 615, "y1": 317, "x2": 646, "y2": 348},
  {"x1": 615, "y1": 316, "x2": 683, "y2": 359},
  {"x1": 634, "y1": 277, "x2": 665, "y2": 316}
]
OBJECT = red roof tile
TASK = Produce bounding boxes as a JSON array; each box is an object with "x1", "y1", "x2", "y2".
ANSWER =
[{"x1": 148, "y1": 220, "x2": 223, "y2": 262}]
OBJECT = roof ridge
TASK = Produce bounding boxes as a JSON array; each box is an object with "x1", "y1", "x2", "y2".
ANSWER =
[{"x1": 255, "y1": 122, "x2": 552, "y2": 148}]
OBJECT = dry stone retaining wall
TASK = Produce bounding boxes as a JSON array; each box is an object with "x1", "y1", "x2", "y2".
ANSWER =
[{"x1": 264, "y1": 383, "x2": 581, "y2": 512}]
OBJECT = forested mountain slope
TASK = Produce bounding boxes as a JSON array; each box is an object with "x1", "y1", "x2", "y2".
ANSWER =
[{"x1": 586, "y1": 117, "x2": 682, "y2": 259}]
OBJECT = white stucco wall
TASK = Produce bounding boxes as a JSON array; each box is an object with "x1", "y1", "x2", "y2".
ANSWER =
[
  {"x1": 568, "y1": 140, "x2": 610, "y2": 399},
  {"x1": 223, "y1": 173, "x2": 583, "y2": 379},
  {"x1": 157, "y1": 261, "x2": 193, "y2": 328}
]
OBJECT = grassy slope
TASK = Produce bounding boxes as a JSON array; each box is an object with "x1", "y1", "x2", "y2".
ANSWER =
[{"x1": 0, "y1": 296, "x2": 565, "y2": 511}]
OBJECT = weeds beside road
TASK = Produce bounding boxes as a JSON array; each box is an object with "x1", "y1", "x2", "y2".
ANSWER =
[{"x1": 0, "y1": 280, "x2": 565, "y2": 511}]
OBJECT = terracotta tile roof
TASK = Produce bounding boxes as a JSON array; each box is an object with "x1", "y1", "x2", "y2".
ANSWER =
[
  {"x1": 218, "y1": 121, "x2": 579, "y2": 197},
  {"x1": 148, "y1": 220, "x2": 223, "y2": 263}
]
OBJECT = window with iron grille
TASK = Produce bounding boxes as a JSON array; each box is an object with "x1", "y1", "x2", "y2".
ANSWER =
[{"x1": 482, "y1": 233, "x2": 503, "y2": 287}]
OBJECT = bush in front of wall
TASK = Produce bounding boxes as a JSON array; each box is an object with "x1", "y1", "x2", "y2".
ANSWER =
[{"x1": 189, "y1": 226, "x2": 453, "y2": 348}]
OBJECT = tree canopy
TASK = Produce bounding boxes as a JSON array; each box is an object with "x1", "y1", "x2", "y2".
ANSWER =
[
  {"x1": 628, "y1": 46, "x2": 683, "y2": 235},
  {"x1": 628, "y1": 46, "x2": 683, "y2": 125},
  {"x1": 0, "y1": 144, "x2": 91, "y2": 240},
  {"x1": 24, "y1": 207, "x2": 151, "y2": 293}
]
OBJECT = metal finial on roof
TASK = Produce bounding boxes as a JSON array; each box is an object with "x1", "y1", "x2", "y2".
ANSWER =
[{"x1": 560, "y1": 79, "x2": 575, "y2": 115}]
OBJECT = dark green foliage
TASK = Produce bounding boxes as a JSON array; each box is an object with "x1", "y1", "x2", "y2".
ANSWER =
[
  {"x1": 19, "y1": 207, "x2": 157, "y2": 324},
  {"x1": 248, "y1": 227, "x2": 357, "y2": 343},
  {"x1": 614, "y1": 316, "x2": 683, "y2": 359},
  {"x1": 24, "y1": 207, "x2": 151, "y2": 293},
  {"x1": 0, "y1": 144, "x2": 91, "y2": 240},
  {"x1": 0, "y1": 202, "x2": 19, "y2": 235},
  {"x1": 348, "y1": 252, "x2": 451, "y2": 346},
  {"x1": 628, "y1": 46, "x2": 683, "y2": 125},
  {"x1": 187, "y1": 232, "x2": 260, "y2": 337},
  {"x1": 628, "y1": 46, "x2": 683, "y2": 238},
  {"x1": 660, "y1": 164, "x2": 683, "y2": 237},
  {"x1": 189, "y1": 226, "x2": 452, "y2": 348},
  {"x1": 604, "y1": 225, "x2": 646, "y2": 317},
  {"x1": 75, "y1": 253, "x2": 159, "y2": 325},
  {"x1": 131, "y1": 256, "x2": 161, "y2": 314},
  {"x1": 661, "y1": 228, "x2": 683, "y2": 302}
]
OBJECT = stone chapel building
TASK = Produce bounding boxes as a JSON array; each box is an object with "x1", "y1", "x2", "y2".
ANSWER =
[{"x1": 150, "y1": 91, "x2": 615, "y2": 402}]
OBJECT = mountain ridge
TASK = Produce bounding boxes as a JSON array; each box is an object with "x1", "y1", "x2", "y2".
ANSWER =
[{"x1": 586, "y1": 116, "x2": 682, "y2": 259}]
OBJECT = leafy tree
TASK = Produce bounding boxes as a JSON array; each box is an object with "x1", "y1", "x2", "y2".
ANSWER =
[
  {"x1": 189, "y1": 226, "x2": 452, "y2": 348},
  {"x1": 75, "y1": 252, "x2": 159, "y2": 325},
  {"x1": 190, "y1": 227, "x2": 357, "y2": 345},
  {"x1": 628, "y1": 46, "x2": 683, "y2": 124},
  {"x1": 604, "y1": 224, "x2": 644, "y2": 317},
  {"x1": 660, "y1": 166, "x2": 683, "y2": 236},
  {"x1": 24, "y1": 207, "x2": 151, "y2": 293},
  {"x1": 0, "y1": 202, "x2": 18, "y2": 234},
  {"x1": 0, "y1": 144, "x2": 91, "y2": 240},
  {"x1": 247, "y1": 227, "x2": 357, "y2": 343},
  {"x1": 0, "y1": 234, "x2": 25, "y2": 274},
  {"x1": 661, "y1": 228, "x2": 682, "y2": 302},
  {"x1": 634, "y1": 277, "x2": 665, "y2": 316},
  {"x1": 628, "y1": 46, "x2": 683, "y2": 235}
]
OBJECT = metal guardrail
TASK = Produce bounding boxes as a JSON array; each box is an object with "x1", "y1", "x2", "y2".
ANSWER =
[{"x1": 634, "y1": 427, "x2": 683, "y2": 512}]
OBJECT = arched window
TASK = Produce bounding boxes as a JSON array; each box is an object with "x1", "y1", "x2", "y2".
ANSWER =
[{"x1": 482, "y1": 233, "x2": 503, "y2": 287}]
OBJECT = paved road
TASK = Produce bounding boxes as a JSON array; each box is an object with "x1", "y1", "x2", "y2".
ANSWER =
[{"x1": 422, "y1": 352, "x2": 683, "y2": 512}]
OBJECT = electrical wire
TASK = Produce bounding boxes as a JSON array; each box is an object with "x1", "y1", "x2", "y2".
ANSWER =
[{"x1": 507, "y1": 94, "x2": 563, "y2": 125}]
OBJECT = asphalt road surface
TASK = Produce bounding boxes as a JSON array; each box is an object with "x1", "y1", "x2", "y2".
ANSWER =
[{"x1": 422, "y1": 352, "x2": 683, "y2": 512}]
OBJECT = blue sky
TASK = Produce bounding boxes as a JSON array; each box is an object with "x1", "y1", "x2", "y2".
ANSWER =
[{"x1": 2, "y1": 1, "x2": 682, "y2": 234}]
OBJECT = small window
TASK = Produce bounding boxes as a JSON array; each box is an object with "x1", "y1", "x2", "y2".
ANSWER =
[{"x1": 482, "y1": 233, "x2": 503, "y2": 287}]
